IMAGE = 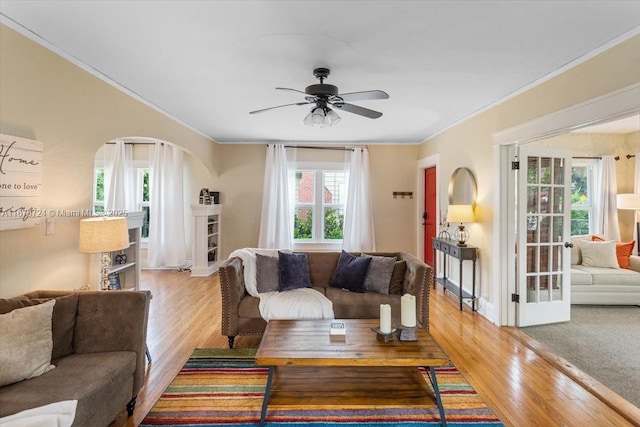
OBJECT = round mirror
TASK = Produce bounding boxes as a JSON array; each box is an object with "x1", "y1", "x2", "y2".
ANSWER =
[{"x1": 448, "y1": 167, "x2": 477, "y2": 209}]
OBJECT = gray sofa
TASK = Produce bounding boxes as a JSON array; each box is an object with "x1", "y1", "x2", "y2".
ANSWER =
[
  {"x1": 0, "y1": 290, "x2": 151, "y2": 427},
  {"x1": 219, "y1": 251, "x2": 432, "y2": 348}
]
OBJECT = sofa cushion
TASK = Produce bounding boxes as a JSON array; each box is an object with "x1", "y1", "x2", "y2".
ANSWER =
[
  {"x1": 306, "y1": 252, "x2": 341, "y2": 287},
  {"x1": 361, "y1": 254, "x2": 396, "y2": 295},
  {"x1": 0, "y1": 300, "x2": 56, "y2": 386},
  {"x1": 0, "y1": 352, "x2": 136, "y2": 427},
  {"x1": 278, "y1": 252, "x2": 312, "y2": 292},
  {"x1": 330, "y1": 251, "x2": 372, "y2": 293},
  {"x1": 572, "y1": 265, "x2": 640, "y2": 286},
  {"x1": 570, "y1": 234, "x2": 592, "y2": 265},
  {"x1": 580, "y1": 240, "x2": 619, "y2": 269},
  {"x1": 389, "y1": 261, "x2": 407, "y2": 295},
  {"x1": 256, "y1": 254, "x2": 280, "y2": 293},
  {"x1": 0, "y1": 294, "x2": 78, "y2": 360},
  {"x1": 570, "y1": 268, "x2": 592, "y2": 286}
]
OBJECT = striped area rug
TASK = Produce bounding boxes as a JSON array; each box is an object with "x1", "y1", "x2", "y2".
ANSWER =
[{"x1": 141, "y1": 348, "x2": 503, "y2": 427}]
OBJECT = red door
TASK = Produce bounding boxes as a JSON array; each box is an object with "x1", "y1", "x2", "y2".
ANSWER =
[{"x1": 424, "y1": 167, "x2": 437, "y2": 268}]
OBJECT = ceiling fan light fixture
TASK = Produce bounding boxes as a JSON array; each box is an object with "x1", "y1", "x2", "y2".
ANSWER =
[{"x1": 304, "y1": 106, "x2": 341, "y2": 128}]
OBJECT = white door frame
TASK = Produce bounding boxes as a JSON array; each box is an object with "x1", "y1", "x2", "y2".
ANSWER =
[{"x1": 493, "y1": 83, "x2": 640, "y2": 326}]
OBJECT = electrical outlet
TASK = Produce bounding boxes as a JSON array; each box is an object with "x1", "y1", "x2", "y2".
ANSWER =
[{"x1": 46, "y1": 217, "x2": 55, "y2": 235}]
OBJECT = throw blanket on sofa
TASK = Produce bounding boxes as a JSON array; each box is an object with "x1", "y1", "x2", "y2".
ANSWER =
[{"x1": 228, "y1": 248, "x2": 335, "y2": 321}]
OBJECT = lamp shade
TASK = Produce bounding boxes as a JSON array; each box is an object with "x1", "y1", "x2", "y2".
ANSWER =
[
  {"x1": 617, "y1": 193, "x2": 640, "y2": 210},
  {"x1": 79, "y1": 217, "x2": 129, "y2": 254},
  {"x1": 447, "y1": 204, "x2": 475, "y2": 223}
]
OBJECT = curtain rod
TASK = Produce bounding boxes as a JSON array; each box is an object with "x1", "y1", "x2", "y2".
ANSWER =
[
  {"x1": 104, "y1": 141, "x2": 157, "y2": 145},
  {"x1": 282, "y1": 145, "x2": 356, "y2": 151},
  {"x1": 573, "y1": 156, "x2": 602, "y2": 160},
  {"x1": 614, "y1": 154, "x2": 636, "y2": 160}
]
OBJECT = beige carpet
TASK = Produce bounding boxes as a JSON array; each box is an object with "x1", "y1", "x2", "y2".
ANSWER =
[{"x1": 522, "y1": 305, "x2": 639, "y2": 408}]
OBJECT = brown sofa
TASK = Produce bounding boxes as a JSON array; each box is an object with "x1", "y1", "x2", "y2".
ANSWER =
[
  {"x1": 219, "y1": 251, "x2": 432, "y2": 348},
  {"x1": 0, "y1": 290, "x2": 151, "y2": 427}
]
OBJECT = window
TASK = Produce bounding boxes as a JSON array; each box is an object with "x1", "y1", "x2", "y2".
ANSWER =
[
  {"x1": 570, "y1": 159, "x2": 596, "y2": 235},
  {"x1": 93, "y1": 165, "x2": 152, "y2": 240},
  {"x1": 293, "y1": 167, "x2": 346, "y2": 243}
]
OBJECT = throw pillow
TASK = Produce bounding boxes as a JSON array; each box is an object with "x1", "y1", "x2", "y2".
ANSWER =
[
  {"x1": 330, "y1": 251, "x2": 372, "y2": 293},
  {"x1": 361, "y1": 254, "x2": 396, "y2": 294},
  {"x1": 570, "y1": 234, "x2": 592, "y2": 265},
  {"x1": 256, "y1": 254, "x2": 280, "y2": 293},
  {"x1": 0, "y1": 300, "x2": 56, "y2": 386},
  {"x1": 592, "y1": 236, "x2": 635, "y2": 269},
  {"x1": 388, "y1": 261, "x2": 407, "y2": 295},
  {"x1": 278, "y1": 251, "x2": 312, "y2": 292},
  {"x1": 580, "y1": 240, "x2": 619, "y2": 269}
]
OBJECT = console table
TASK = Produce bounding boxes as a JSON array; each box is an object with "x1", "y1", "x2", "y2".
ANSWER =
[{"x1": 432, "y1": 237, "x2": 477, "y2": 311}]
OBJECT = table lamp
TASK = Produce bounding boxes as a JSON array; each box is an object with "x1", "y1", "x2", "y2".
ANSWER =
[
  {"x1": 447, "y1": 204, "x2": 475, "y2": 246},
  {"x1": 79, "y1": 217, "x2": 129, "y2": 290},
  {"x1": 616, "y1": 193, "x2": 640, "y2": 251}
]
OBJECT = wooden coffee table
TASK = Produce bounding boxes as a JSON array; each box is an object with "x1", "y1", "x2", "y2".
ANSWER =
[{"x1": 255, "y1": 319, "x2": 451, "y2": 426}]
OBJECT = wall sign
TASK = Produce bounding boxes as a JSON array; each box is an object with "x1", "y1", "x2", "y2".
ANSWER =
[{"x1": 0, "y1": 134, "x2": 43, "y2": 231}]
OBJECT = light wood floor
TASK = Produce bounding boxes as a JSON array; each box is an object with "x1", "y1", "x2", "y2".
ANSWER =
[{"x1": 112, "y1": 270, "x2": 639, "y2": 427}]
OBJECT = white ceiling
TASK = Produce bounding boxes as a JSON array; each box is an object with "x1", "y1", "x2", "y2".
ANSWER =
[{"x1": 1, "y1": 1, "x2": 639, "y2": 144}]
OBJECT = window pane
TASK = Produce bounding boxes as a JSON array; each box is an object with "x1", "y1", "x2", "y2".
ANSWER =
[
  {"x1": 323, "y1": 171, "x2": 346, "y2": 204},
  {"x1": 95, "y1": 168, "x2": 104, "y2": 202},
  {"x1": 143, "y1": 169, "x2": 150, "y2": 202},
  {"x1": 294, "y1": 207, "x2": 313, "y2": 239},
  {"x1": 571, "y1": 166, "x2": 589, "y2": 206},
  {"x1": 571, "y1": 210, "x2": 589, "y2": 235},
  {"x1": 142, "y1": 206, "x2": 150, "y2": 239},
  {"x1": 324, "y1": 208, "x2": 344, "y2": 239},
  {"x1": 295, "y1": 171, "x2": 314, "y2": 203}
]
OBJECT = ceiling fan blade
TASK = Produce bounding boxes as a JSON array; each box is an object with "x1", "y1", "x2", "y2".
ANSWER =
[
  {"x1": 332, "y1": 102, "x2": 382, "y2": 119},
  {"x1": 276, "y1": 87, "x2": 307, "y2": 95},
  {"x1": 336, "y1": 90, "x2": 389, "y2": 102},
  {"x1": 249, "y1": 102, "x2": 311, "y2": 115}
]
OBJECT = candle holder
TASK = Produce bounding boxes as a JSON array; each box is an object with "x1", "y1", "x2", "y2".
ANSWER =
[
  {"x1": 371, "y1": 327, "x2": 397, "y2": 342},
  {"x1": 396, "y1": 325, "x2": 418, "y2": 341}
]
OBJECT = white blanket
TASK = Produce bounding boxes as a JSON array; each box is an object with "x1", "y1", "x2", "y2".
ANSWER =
[
  {"x1": 258, "y1": 288, "x2": 334, "y2": 321},
  {"x1": 228, "y1": 248, "x2": 335, "y2": 321}
]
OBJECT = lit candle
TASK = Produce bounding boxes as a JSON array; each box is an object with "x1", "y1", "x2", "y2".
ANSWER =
[
  {"x1": 380, "y1": 304, "x2": 392, "y2": 334},
  {"x1": 401, "y1": 294, "x2": 416, "y2": 327}
]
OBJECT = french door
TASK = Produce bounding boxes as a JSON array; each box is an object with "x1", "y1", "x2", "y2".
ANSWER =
[{"x1": 517, "y1": 146, "x2": 572, "y2": 327}]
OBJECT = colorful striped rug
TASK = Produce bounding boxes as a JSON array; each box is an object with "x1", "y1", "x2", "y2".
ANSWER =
[{"x1": 141, "y1": 348, "x2": 503, "y2": 427}]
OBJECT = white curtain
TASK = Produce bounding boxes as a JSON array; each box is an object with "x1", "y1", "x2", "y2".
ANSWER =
[
  {"x1": 104, "y1": 141, "x2": 136, "y2": 211},
  {"x1": 593, "y1": 155, "x2": 620, "y2": 240},
  {"x1": 342, "y1": 147, "x2": 375, "y2": 252},
  {"x1": 258, "y1": 144, "x2": 295, "y2": 249},
  {"x1": 148, "y1": 142, "x2": 187, "y2": 268}
]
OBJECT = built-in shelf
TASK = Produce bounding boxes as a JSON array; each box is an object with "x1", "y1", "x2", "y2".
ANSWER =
[{"x1": 191, "y1": 204, "x2": 222, "y2": 277}]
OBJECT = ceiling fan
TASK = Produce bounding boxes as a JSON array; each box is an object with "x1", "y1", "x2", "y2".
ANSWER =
[{"x1": 249, "y1": 68, "x2": 389, "y2": 127}]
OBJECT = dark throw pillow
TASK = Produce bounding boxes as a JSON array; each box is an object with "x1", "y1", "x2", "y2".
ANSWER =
[
  {"x1": 388, "y1": 260, "x2": 407, "y2": 295},
  {"x1": 278, "y1": 251, "x2": 312, "y2": 292},
  {"x1": 330, "y1": 250, "x2": 372, "y2": 293},
  {"x1": 256, "y1": 254, "x2": 280, "y2": 293},
  {"x1": 362, "y1": 255, "x2": 396, "y2": 295}
]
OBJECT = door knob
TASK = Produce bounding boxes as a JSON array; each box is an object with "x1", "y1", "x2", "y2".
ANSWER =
[{"x1": 564, "y1": 241, "x2": 574, "y2": 248}]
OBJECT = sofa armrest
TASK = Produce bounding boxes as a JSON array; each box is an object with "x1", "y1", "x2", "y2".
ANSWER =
[
  {"x1": 73, "y1": 291, "x2": 151, "y2": 396},
  {"x1": 398, "y1": 253, "x2": 432, "y2": 331},
  {"x1": 629, "y1": 255, "x2": 640, "y2": 273},
  {"x1": 218, "y1": 257, "x2": 247, "y2": 338}
]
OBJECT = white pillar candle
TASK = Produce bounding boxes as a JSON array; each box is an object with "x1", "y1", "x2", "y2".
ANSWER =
[
  {"x1": 401, "y1": 294, "x2": 416, "y2": 327},
  {"x1": 380, "y1": 304, "x2": 392, "y2": 334}
]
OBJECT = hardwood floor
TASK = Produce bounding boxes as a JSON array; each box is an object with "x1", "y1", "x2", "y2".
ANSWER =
[{"x1": 113, "y1": 270, "x2": 639, "y2": 427}]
